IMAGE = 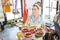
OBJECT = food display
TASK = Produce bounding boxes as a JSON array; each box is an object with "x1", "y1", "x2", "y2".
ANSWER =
[
  {"x1": 18, "y1": 24, "x2": 53, "y2": 40},
  {"x1": 21, "y1": 26, "x2": 46, "y2": 38}
]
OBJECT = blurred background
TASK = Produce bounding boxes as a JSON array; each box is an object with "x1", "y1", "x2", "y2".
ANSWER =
[{"x1": 0, "y1": 0, "x2": 60, "y2": 40}]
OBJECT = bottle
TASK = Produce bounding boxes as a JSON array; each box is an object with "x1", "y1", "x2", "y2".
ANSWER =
[{"x1": 17, "y1": 27, "x2": 23, "y2": 40}]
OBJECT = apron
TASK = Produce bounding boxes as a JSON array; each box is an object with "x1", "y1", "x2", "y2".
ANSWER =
[{"x1": 28, "y1": 15, "x2": 42, "y2": 27}]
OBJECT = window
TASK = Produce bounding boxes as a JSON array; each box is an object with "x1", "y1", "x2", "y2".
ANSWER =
[
  {"x1": 6, "y1": 0, "x2": 22, "y2": 20},
  {"x1": 43, "y1": 0, "x2": 57, "y2": 22}
]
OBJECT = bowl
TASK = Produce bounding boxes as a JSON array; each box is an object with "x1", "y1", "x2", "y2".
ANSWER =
[
  {"x1": 22, "y1": 28, "x2": 29, "y2": 33},
  {"x1": 30, "y1": 28, "x2": 35, "y2": 34},
  {"x1": 35, "y1": 31, "x2": 44, "y2": 38},
  {"x1": 24, "y1": 32, "x2": 32, "y2": 38},
  {"x1": 36, "y1": 28, "x2": 42, "y2": 32},
  {"x1": 35, "y1": 28, "x2": 46, "y2": 37}
]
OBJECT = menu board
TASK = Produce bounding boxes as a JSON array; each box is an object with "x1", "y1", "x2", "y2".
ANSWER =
[{"x1": 0, "y1": 0, "x2": 5, "y2": 22}]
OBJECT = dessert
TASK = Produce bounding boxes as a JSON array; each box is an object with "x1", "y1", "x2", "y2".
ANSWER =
[
  {"x1": 25, "y1": 32, "x2": 32, "y2": 38},
  {"x1": 35, "y1": 31, "x2": 44, "y2": 37},
  {"x1": 22, "y1": 28, "x2": 29, "y2": 33},
  {"x1": 35, "y1": 28, "x2": 44, "y2": 37},
  {"x1": 36, "y1": 28, "x2": 42, "y2": 32},
  {"x1": 30, "y1": 28, "x2": 35, "y2": 34}
]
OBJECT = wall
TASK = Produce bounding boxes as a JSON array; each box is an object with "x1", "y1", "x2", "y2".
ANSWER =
[{"x1": 0, "y1": 0, "x2": 5, "y2": 22}]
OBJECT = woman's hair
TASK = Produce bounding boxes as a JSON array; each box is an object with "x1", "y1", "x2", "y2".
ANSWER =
[
  {"x1": 36, "y1": 2, "x2": 42, "y2": 7},
  {"x1": 33, "y1": 2, "x2": 42, "y2": 10}
]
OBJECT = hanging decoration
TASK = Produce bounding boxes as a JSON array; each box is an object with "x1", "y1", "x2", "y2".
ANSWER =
[
  {"x1": 13, "y1": 0, "x2": 19, "y2": 14},
  {"x1": 2, "y1": 0, "x2": 11, "y2": 13},
  {"x1": 23, "y1": 0, "x2": 28, "y2": 23}
]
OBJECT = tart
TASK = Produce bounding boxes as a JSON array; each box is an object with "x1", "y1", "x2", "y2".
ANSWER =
[
  {"x1": 22, "y1": 28, "x2": 29, "y2": 33},
  {"x1": 25, "y1": 32, "x2": 32, "y2": 38}
]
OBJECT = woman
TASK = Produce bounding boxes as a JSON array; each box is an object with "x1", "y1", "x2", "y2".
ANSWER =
[{"x1": 26, "y1": 2, "x2": 43, "y2": 27}]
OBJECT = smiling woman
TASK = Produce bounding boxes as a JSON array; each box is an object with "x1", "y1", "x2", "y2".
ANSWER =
[{"x1": 26, "y1": 2, "x2": 43, "y2": 27}]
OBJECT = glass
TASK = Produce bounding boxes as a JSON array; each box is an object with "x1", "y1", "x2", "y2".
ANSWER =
[
  {"x1": 22, "y1": 24, "x2": 25, "y2": 26},
  {"x1": 20, "y1": 24, "x2": 27, "y2": 29},
  {"x1": 17, "y1": 32, "x2": 23, "y2": 39}
]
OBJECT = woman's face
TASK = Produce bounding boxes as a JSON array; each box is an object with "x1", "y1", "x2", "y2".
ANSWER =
[{"x1": 32, "y1": 6, "x2": 39, "y2": 16}]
